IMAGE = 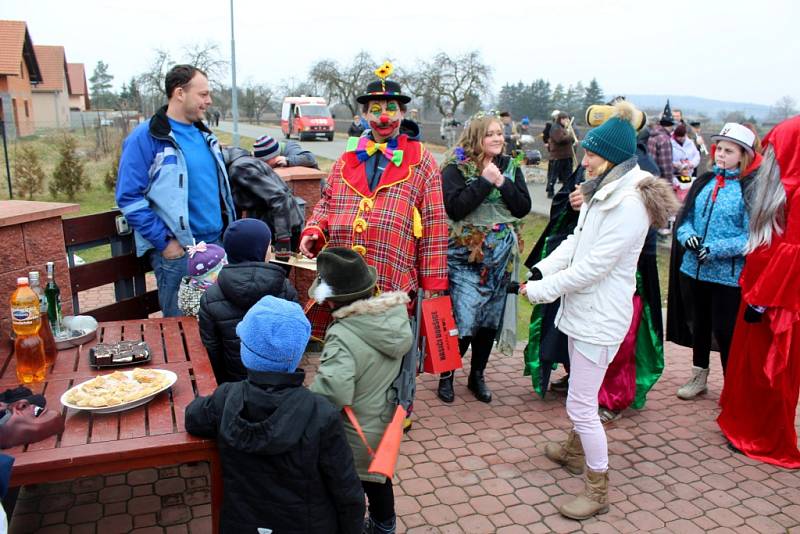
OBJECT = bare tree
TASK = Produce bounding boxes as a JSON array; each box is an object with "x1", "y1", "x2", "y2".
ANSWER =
[
  {"x1": 214, "y1": 85, "x2": 232, "y2": 120},
  {"x1": 770, "y1": 95, "x2": 798, "y2": 121},
  {"x1": 308, "y1": 51, "x2": 376, "y2": 115},
  {"x1": 135, "y1": 43, "x2": 230, "y2": 116},
  {"x1": 138, "y1": 49, "x2": 172, "y2": 98},
  {"x1": 241, "y1": 83, "x2": 275, "y2": 123},
  {"x1": 410, "y1": 51, "x2": 491, "y2": 116},
  {"x1": 276, "y1": 79, "x2": 318, "y2": 101},
  {"x1": 182, "y1": 41, "x2": 229, "y2": 87}
]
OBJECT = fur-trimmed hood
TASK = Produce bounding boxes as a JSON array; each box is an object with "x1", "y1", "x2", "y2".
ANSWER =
[
  {"x1": 637, "y1": 175, "x2": 681, "y2": 229},
  {"x1": 329, "y1": 291, "x2": 411, "y2": 361},
  {"x1": 581, "y1": 156, "x2": 679, "y2": 229},
  {"x1": 331, "y1": 291, "x2": 410, "y2": 319}
]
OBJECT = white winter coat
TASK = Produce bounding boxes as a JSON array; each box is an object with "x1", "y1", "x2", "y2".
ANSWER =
[
  {"x1": 525, "y1": 162, "x2": 653, "y2": 346},
  {"x1": 671, "y1": 137, "x2": 701, "y2": 170}
]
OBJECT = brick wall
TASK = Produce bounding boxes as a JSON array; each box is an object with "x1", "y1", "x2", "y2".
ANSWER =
[
  {"x1": 1, "y1": 201, "x2": 79, "y2": 346},
  {"x1": 274, "y1": 167, "x2": 325, "y2": 308}
]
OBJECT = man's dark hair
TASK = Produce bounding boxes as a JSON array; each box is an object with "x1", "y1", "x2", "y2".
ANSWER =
[
  {"x1": 360, "y1": 101, "x2": 407, "y2": 114},
  {"x1": 499, "y1": 111, "x2": 511, "y2": 118},
  {"x1": 165, "y1": 65, "x2": 207, "y2": 98}
]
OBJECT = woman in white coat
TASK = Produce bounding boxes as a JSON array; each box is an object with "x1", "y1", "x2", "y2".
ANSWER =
[{"x1": 521, "y1": 101, "x2": 678, "y2": 520}]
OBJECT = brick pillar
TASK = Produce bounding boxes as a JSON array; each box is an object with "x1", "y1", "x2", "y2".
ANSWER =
[
  {"x1": 0, "y1": 200, "x2": 79, "y2": 346},
  {"x1": 274, "y1": 167, "x2": 326, "y2": 308}
]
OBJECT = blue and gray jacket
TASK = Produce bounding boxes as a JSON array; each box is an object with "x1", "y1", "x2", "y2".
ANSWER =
[
  {"x1": 116, "y1": 106, "x2": 236, "y2": 257},
  {"x1": 676, "y1": 171, "x2": 749, "y2": 287}
]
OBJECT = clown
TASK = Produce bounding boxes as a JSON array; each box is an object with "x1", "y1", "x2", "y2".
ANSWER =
[{"x1": 299, "y1": 62, "x2": 448, "y2": 338}]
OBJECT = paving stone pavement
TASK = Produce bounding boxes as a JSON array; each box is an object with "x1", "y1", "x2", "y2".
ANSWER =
[{"x1": 8, "y1": 340, "x2": 800, "y2": 533}]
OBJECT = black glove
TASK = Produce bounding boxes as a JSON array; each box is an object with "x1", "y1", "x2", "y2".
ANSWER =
[
  {"x1": 696, "y1": 246, "x2": 710, "y2": 264},
  {"x1": 528, "y1": 268, "x2": 543, "y2": 281},
  {"x1": 507, "y1": 281, "x2": 520, "y2": 294},
  {"x1": 744, "y1": 305, "x2": 765, "y2": 323},
  {"x1": 684, "y1": 235, "x2": 703, "y2": 251}
]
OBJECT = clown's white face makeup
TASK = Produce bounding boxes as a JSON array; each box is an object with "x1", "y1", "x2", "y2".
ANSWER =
[
  {"x1": 714, "y1": 140, "x2": 744, "y2": 170},
  {"x1": 366, "y1": 100, "x2": 403, "y2": 142}
]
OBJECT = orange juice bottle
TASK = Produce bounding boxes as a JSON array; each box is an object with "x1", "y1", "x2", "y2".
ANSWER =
[{"x1": 10, "y1": 277, "x2": 47, "y2": 384}]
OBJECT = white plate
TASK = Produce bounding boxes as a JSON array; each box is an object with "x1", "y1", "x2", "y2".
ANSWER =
[{"x1": 60, "y1": 369, "x2": 177, "y2": 414}]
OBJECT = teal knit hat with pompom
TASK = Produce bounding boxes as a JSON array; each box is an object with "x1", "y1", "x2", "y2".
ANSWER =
[{"x1": 580, "y1": 102, "x2": 638, "y2": 164}]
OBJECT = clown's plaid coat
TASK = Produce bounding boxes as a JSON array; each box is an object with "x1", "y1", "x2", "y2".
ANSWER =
[{"x1": 301, "y1": 134, "x2": 448, "y2": 337}]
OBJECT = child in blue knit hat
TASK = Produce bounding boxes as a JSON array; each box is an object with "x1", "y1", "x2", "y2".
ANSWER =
[{"x1": 185, "y1": 295, "x2": 365, "y2": 533}]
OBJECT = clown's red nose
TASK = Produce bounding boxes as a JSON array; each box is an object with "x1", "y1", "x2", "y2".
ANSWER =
[{"x1": 379, "y1": 114, "x2": 390, "y2": 124}]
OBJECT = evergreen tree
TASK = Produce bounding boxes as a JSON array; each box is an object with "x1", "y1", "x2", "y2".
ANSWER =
[
  {"x1": 529, "y1": 78, "x2": 552, "y2": 120},
  {"x1": 565, "y1": 84, "x2": 584, "y2": 117},
  {"x1": 583, "y1": 78, "x2": 605, "y2": 108},
  {"x1": 462, "y1": 92, "x2": 482, "y2": 116},
  {"x1": 90, "y1": 61, "x2": 116, "y2": 109},
  {"x1": 119, "y1": 77, "x2": 142, "y2": 111},
  {"x1": 13, "y1": 145, "x2": 46, "y2": 200},
  {"x1": 550, "y1": 84, "x2": 566, "y2": 113},
  {"x1": 50, "y1": 135, "x2": 87, "y2": 200}
]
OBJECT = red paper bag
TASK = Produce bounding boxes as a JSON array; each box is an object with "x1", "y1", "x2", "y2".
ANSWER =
[{"x1": 421, "y1": 295, "x2": 462, "y2": 374}]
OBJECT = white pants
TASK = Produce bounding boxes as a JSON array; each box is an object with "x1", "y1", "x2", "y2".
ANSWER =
[{"x1": 566, "y1": 337, "x2": 612, "y2": 472}]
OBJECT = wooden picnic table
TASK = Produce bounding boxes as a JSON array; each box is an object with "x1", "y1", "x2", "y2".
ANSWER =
[{"x1": 0, "y1": 317, "x2": 222, "y2": 533}]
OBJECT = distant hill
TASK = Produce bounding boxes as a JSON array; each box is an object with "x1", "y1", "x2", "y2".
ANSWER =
[{"x1": 624, "y1": 94, "x2": 771, "y2": 120}]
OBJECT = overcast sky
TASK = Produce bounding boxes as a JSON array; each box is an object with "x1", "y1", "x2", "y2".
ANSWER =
[{"x1": 3, "y1": 0, "x2": 798, "y2": 106}]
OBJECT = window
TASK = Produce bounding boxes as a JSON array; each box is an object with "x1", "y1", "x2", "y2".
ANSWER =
[
  {"x1": 299, "y1": 105, "x2": 331, "y2": 117},
  {"x1": 20, "y1": 61, "x2": 24, "y2": 78},
  {"x1": 24, "y1": 100, "x2": 29, "y2": 118}
]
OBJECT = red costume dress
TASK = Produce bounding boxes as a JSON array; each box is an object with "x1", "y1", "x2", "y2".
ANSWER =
[
  {"x1": 301, "y1": 132, "x2": 449, "y2": 337},
  {"x1": 718, "y1": 116, "x2": 800, "y2": 468}
]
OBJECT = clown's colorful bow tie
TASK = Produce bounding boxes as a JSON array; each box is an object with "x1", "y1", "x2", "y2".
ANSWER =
[{"x1": 347, "y1": 136, "x2": 404, "y2": 166}]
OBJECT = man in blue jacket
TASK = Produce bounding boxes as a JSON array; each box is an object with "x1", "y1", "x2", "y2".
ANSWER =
[{"x1": 116, "y1": 65, "x2": 235, "y2": 316}]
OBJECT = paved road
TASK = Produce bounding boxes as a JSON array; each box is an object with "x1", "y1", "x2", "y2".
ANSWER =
[
  {"x1": 217, "y1": 120, "x2": 348, "y2": 162},
  {"x1": 216, "y1": 121, "x2": 552, "y2": 216}
]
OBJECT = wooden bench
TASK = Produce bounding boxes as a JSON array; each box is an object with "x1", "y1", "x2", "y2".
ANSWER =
[{"x1": 62, "y1": 209, "x2": 160, "y2": 321}]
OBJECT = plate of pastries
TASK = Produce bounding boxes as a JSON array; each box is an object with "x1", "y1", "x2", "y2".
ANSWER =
[{"x1": 61, "y1": 368, "x2": 177, "y2": 414}]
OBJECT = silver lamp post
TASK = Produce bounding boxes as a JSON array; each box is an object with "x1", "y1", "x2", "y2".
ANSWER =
[{"x1": 230, "y1": 0, "x2": 240, "y2": 146}]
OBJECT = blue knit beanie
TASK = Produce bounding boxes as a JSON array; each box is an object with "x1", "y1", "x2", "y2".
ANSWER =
[
  {"x1": 580, "y1": 102, "x2": 638, "y2": 165},
  {"x1": 236, "y1": 296, "x2": 310, "y2": 373},
  {"x1": 223, "y1": 218, "x2": 272, "y2": 264}
]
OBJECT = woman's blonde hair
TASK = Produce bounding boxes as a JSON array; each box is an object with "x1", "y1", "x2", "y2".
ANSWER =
[{"x1": 455, "y1": 116, "x2": 503, "y2": 171}]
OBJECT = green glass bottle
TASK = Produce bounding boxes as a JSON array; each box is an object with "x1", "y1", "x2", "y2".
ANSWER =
[{"x1": 45, "y1": 261, "x2": 63, "y2": 335}]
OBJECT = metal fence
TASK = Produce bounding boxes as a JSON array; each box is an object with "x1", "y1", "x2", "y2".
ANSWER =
[{"x1": 0, "y1": 114, "x2": 140, "y2": 200}]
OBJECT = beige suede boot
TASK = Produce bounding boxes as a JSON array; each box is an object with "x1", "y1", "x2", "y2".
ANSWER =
[
  {"x1": 677, "y1": 366, "x2": 709, "y2": 400},
  {"x1": 544, "y1": 430, "x2": 585, "y2": 475},
  {"x1": 559, "y1": 468, "x2": 609, "y2": 520}
]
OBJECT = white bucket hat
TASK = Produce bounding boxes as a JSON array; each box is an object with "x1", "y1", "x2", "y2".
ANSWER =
[{"x1": 711, "y1": 123, "x2": 756, "y2": 156}]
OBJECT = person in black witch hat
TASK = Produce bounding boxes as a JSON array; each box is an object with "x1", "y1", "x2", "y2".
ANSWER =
[
  {"x1": 297, "y1": 62, "x2": 448, "y2": 341},
  {"x1": 647, "y1": 100, "x2": 676, "y2": 185},
  {"x1": 648, "y1": 100, "x2": 677, "y2": 235}
]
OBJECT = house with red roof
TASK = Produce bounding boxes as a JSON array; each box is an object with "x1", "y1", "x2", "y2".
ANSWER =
[
  {"x1": 0, "y1": 20, "x2": 42, "y2": 138},
  {"x1": 31, "y1": 44, "x2": 71, "y2": 130},
  {"x1": 67, "y1": 62, "x2": 90, "y2": 111}
]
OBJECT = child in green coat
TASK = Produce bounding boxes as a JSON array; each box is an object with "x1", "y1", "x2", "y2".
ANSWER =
[{"x1": 309, "y1": 248, "x2": 413, "y2": 534}]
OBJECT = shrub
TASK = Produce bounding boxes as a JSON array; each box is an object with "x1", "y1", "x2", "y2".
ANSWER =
[
  {"x1": 13, "y1": 145, "x2": 46, "y2": 200},
  {"x1": 104, "y1": 144, "x2": 121, "y2": 192},
  {"x1": 49, "y1": 134, "x2": 87, "y2": 200}
]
